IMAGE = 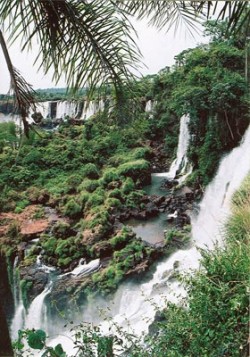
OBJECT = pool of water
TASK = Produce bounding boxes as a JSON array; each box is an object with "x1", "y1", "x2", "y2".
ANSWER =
[
  {"x1": 127, "y1": 213, "x2": 167, "y2": 245},
  {"x1": 127, "y1": 173, "x2": 169, "y2": 245}
]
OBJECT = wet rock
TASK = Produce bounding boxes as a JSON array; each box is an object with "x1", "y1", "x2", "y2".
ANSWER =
[
  {"x1": 125, "y1": 259, "x2": 150, "y2": 275},
  {"x1": 91, "y1": 241, "x2": 113, "y2": 258},
  {"x1": 20, "y1": 265, "x2": 48, "y2": 301}
]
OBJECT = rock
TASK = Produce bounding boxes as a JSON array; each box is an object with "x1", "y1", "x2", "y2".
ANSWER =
[
  {"x1": 20, "y1": 265, "x2": 49, "y2": 301},
  {"x1": 91, "y1": 241, "x2": 113, "y2": 258},
  {"x1": 177, "y1": 186, "x2": 194, "y2": 201},
  {"x1": 151, "y1": 195, "x2": 166, "y2": 206},
  {"x1": 125, "y1": 259, "x2": 149, "y2": 275},
  {"x1": 20, "y1": 219, "x2": 49, "y2": 238}
]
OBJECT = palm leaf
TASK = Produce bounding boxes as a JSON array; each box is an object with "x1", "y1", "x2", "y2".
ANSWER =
[
  {"x1": 116, "y1": 1, "x2": 250, "y2": 37},
  {"x1": 0, "y1": 30, "x2": 36, "y2": 136},
  {"x1": 0, "y1": 0, "x2": 141, "y2": 100}
]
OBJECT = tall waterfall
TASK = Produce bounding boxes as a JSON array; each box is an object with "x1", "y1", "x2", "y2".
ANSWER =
[{"x1": 155, "y1": 114, "x2": 191, "y2": 180}]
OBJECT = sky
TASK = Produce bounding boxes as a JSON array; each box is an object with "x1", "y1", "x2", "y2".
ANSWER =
[{"x1": 0, "y1": 18, "x2": 207, "y2": 94}]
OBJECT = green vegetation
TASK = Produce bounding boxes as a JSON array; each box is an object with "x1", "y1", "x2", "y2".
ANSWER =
[
  {"x1": 152, "y1": 23, "x2": 249, "y2": 185},
  {"x1": 14, "y1": 174, "x2": 250, "y2": 356}
]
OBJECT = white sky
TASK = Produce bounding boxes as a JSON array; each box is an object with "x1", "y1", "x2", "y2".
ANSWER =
[{"x1": 0, "y1": 18, "x2": 207, "y2": 94}]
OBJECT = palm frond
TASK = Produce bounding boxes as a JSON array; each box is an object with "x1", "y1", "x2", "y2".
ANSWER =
[
  {"x1": 115, "y1": 1, "x2": 205, "y2": 34},
  {"x1": 116, "y1": 1, "x2": 250, "y2": 37},
  {"x1": 0, "y1": 30, "x2": 36, "y2": 136},
  {"x1": 0, "y1": 0, "x2": 141, "y2": 100}
]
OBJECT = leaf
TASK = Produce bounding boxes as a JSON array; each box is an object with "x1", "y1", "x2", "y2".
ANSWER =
[
  {"x1": 54, "y1": 343, "x2": 67, "y2": 357},
  {"x1": 27, "y1": 329, "x2": 46, "y2": 350}
]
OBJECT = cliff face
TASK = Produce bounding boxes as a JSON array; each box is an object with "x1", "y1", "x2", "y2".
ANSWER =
[
  {"x1": 0, "y1": 254, "x2": 14, "y2": 356},
  {"x1": 0, "y1": 255, "x2": 14, "y2": 321}
]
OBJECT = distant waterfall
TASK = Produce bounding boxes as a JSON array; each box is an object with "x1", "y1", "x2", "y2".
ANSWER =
[
  {"x1": 145, "y1": 100, "x2": 153, "y2": 112},
  {"x1": 154, "y1": 114, "x2": 191, "y2": 181},
  {"x1": 56, "y1": 101, "x2": 78, "y2": 119}
]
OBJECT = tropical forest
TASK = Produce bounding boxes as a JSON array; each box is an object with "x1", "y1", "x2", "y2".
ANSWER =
[{"x1": 0, "y1": 1, "x2": 249, "y2": 357}]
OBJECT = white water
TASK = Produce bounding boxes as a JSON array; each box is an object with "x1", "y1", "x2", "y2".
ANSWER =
[
  {"x1": 60, "y1": 258, "x2": 100, "y2": 277},
  {"x1": 0, "y1": 112, "x2": 20, "y2": 124},
  {"x1": 56, "y1": 101, "x2": 78, "y2": 119},
  {"x1": 155, "y1": 114, "x2": 191, "y2": 180},
  {"x1": 25, "y1": 283, "x2": 52, "y2": 331},
  {"x1": 10, "y1": 258, "x2": 100, "y2": 341},
  {"x1": 1, "y1": 98, "x2": 151, "y2": 125},
  {"x1": 145, "y1": 100, "x2": 153, "y2": 112}
]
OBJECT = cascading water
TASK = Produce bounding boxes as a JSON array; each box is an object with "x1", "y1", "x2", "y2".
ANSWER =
[
  {"x1": 56, "y1": 101, "x2": 78, "y2": 119},
  {"x1": 9, "y1": 115, "x2": 250, "y2": 354},
  {"x1": 25, "y1": 283, "x2": 52, "y2": 331},
  {"x1": 155, "y1": 114, "x2": 191, "y2": 181},
  {"x1": 10, "y1": 257, "x2": 101, "y2": 342},
  {"x1": 47, "y1": 124, "x2": 250, "y2": 355},
  {"x1": 110, "y1": 123, "x2": 250, "y2": 331},
  {"x1": 145, "y1": 100, "x2": 153, "y2": 112}
]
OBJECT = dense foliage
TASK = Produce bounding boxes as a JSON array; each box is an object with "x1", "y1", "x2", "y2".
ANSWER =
[{"x1": 151, "y1": 23, "x2": 249, "y2": 185}]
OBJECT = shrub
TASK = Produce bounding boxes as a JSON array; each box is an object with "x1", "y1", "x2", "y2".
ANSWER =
[
  {"x1": 81, "y1": 163, "x2": 99, "y2": 179},
  {"x1": 108, "y1": 188, "x2": 122, "y2": 200},
  {"x1": 63, "y1": 198, "x2": 82, "y2": 218},
  {"x1": 105, "y1": 198, "x2": 122, "y2": 210},
  {"x1": 78, "y1": 179, "x2": 100, "y2": 193},
  {"x1": 122, "y1": 177, "x2": 135, "y2": 194},
  {"x1": 85, "y1": 189, "x2": 105, "y2": 210},
  {"x1": 14, "y1": 199, "x2": 30, "y2": 213},
  {"x1": 101, "y1": 168, "x2": 120, "y2": 186},
  {"x1": 117, "y1": 159, "x2": 149, "y2": 177}
]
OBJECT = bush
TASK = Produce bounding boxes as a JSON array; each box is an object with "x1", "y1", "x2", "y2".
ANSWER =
[
  {"x1": 121, "y1": 177, "x2": 135, "y2": 195},
  {"x1": 105, "y1": 198, "x2": 122, "y2": 210},
  {"x1": 78, "y1": 179, "x2": 100, "y2": 193},
  {"x1": 101, "y1": 168, "x2": 120, "y2": 186},
  {"x1": 81, "y1": 163, "x2": 100, "y2": 179},
  {"x1": 63, "y1": 198, "x2": 82, "y2": 218}
]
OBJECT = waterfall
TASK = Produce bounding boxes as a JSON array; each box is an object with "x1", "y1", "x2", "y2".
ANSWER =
[
  {"x1": 32, "y1": 101, "x2": 51, "y2": 119},
  {"x1": 155, "y1": 114, "x2": 191, "y2": 181},
  {"x1": 56, "y1": 101, "x2": 78, "y2": 119},
  {"x1": 10, "y1": 258, "x2": 100, "y2": 341},
  {"x1": 25, "y1": 283, "x2": 52, "y2": 331},
  {"x1": 10, "y1": 257, "x2": 26, "y2": 339},
  {"x1": 80, "y1": 99, "x2": 105, "y2": 120},
  {"x1": 60, "y1": 258, "x2": 100, "y2": 277},
  {"x1": 145, "y1": 100, "x2": 152, "y2": 112},
  {"x1": 9, "y1": 121, "x2": 250, "y2": 353}
]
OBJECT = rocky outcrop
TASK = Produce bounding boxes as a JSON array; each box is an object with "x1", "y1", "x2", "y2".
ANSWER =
[{"x1": 20, "y1": 265, "x2": 48, "y2": 301}]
